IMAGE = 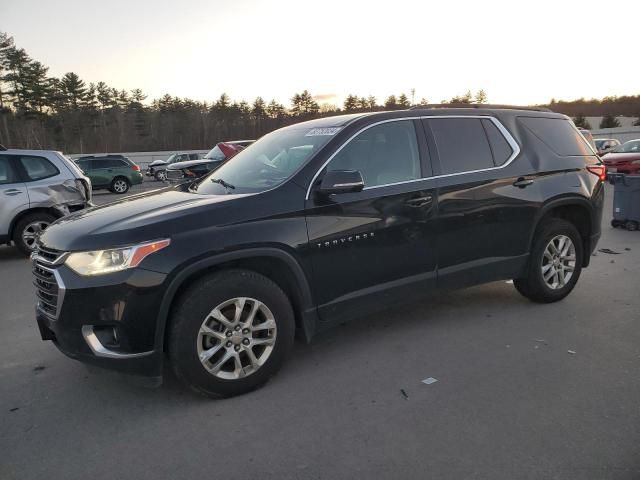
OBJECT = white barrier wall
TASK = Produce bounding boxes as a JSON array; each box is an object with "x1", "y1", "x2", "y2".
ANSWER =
[{"x1": 68, "y1": 150, "x2": 209, "y2": 169}]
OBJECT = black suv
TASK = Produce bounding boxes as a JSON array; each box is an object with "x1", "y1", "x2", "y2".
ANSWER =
[{"x1": 34, "y1": 107, "x2": 604, "y2": 397}]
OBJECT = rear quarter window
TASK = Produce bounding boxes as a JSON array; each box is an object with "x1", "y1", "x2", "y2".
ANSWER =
[
  {"x1": 519, "y1": 117, "x2": 594, "y2": 156},
  {"x1": 429, "y1": 118, "x2": 494, "y2": 174},
  {"x1": 19, "y1": 156, "x2": 60, "y2": 181}
]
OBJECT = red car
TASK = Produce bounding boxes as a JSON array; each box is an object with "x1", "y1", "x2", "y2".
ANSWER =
[{"x1": 602, "y1": 139, "x2": 640, "y2": 174}]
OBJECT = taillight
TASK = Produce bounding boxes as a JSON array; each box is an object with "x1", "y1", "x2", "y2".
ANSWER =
[
  {"x1": 587, "y1": 165, "x2": 606, "y2": 181},
  {"x1": 132, "y1": 165, "x2": 140, "y2": 172}
]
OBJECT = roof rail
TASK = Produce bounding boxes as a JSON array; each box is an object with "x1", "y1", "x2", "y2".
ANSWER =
[
  {"x1": 409, "y1": 104, "x2": 552, "y2": 112},
  {"x1": 0, "y1": 144, "x2": 6, "y2": 151}
]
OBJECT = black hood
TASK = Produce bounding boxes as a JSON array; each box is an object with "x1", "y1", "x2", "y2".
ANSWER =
[{"x1": 40, "y1": 188, "x2": 251, "y2": 251}]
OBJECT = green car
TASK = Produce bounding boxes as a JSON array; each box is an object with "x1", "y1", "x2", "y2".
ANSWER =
[{"x1": 75, "y1": 155, "x2": 144, "y2": 194}]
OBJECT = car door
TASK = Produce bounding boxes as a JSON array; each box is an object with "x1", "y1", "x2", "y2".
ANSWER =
[
  {"x1": 0, "y1": 155, "x2": 29, "y2": 239},
  {"x1": 86, "y1": 159, "x2": 110, "y2": 187},
  {"x1": 423, "y1": 116, "x2": 542, "y2": 288},
  {"x1": 305, "y1": 119, "x2": 438, "y2": 325}
]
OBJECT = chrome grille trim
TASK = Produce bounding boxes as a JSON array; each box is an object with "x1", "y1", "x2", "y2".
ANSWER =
[{"x1": 32, "y1": 246, "x2": 67, "y2": 320}]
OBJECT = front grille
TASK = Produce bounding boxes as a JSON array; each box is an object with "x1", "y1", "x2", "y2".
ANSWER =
[{"x1": 33, "y1": 245, "x2": 66, "y2": 319}]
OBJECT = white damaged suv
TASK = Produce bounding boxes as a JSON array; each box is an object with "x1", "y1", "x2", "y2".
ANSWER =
[{"x1": 0, "y1": 146, "x2": 92, "y2": 255}]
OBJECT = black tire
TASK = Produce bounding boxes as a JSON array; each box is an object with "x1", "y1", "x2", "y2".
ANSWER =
[
  {"x1": 13, "y1": 212, "x2": 56, "y2": 255},
  {"x1": 514, "y1": 218, "x2": 583, "y2": 303},
  {"x1": 168, "y1": 269, "x2": 295, "y2": 398},
  {"x1": 611, "y1": 219, "x2": 620, "y2": 228},
  {"x1": 109, "y1": 177, "x2": 130, "y2": 194},
  {"x1": 154, "y1": 170, "x2": 167, "y2": 182},
  {"x1": 625, "y1": 221, "x2": 638, "y2": 231}
]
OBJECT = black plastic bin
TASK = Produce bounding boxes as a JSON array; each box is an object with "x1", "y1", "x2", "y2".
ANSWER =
[{"x1": 609, "y1": 173, "x2": 640, "y2": 231}]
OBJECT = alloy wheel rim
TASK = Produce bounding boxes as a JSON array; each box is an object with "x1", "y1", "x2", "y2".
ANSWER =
[
  {"x1": 159, "y1": 171, "x2": 166, "y2": 181},
  {"x1": 541, "y1": 235, "x2": 576, "y2": 290},
  {"x1": 196, "y1": 297, "x2": 277, "y2": 380},
  {"x1": 22, "y1": 221, "x2": 50, "y2": 249},
  {"x1": 114, "y1": 180, "x2": 127, "y2": 192}
]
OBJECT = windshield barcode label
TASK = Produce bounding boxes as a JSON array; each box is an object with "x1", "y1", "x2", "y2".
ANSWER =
[{"x1": 305, "y1": 127, "x2": 342, "y2": 136}]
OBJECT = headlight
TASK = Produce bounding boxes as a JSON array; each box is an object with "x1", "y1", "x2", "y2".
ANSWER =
[{"x1": 65, "y1": 239, "x2": 170, "y2": 276}]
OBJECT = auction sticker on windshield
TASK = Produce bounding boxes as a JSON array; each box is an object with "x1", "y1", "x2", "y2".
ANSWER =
[{"x1": 305, "y1": 127, "x2": 342, "y2": 136}]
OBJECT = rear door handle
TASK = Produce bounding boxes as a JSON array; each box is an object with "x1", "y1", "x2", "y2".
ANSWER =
[
  {"x1": 405, "y1": 195, "x2": 433, "y2": 207},
  {"x1": 3, "y1": 189, "x2": 23, "y2": 196},
  {"x1": 513, "y1": 178, "x2": 534, "y2": 188}
]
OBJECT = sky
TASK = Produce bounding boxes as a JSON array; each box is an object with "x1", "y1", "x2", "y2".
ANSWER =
[{"x1": 2, "y1": 0, "x2": 639, "y2": 107}]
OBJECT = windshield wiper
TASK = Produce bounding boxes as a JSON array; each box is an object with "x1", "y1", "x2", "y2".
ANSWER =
[{"x1": 211, "y1": 178, "x2": 235, "y2": 191}]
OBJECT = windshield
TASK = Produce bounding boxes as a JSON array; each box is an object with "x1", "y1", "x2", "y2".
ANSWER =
[
  {"x1": 611, "y1": 140, "x2": 640, "y2": 153},
  {"x1": 594, "y1": 139, "x2": 605, "y2": 148},
  {"x1": 204, "y1": 145, "x2": 226, "y2": 161},
  {"x1": 194, "y1": 127, "x2": 336, "y2": 195},
  {"x1": 165, "y1": 154, "x2": 177, "y2": 163}
]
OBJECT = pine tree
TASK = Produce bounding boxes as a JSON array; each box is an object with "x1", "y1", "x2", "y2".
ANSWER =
[
  {"x1": 398, "y1": 93, "x2": 410, "y2": 108},
  {"x1": 384, "y1": 95, "x2": 398, "y2": 110},
  {"x1": 59, "y1": 72, "x2": 88, "y2": 109},
  {"x1": 266, "y1": 99, "x2": 285, "y2": 119},
  {"x1": 573, "y1": 114, "x2": 591, "y2": 129},
  {"x1": 343, "y1": 94, "x2": 358, "y2": 111},
  {"x1": 599, "y1": 114, "x2": 620, "y2": 129},
  {"x1": 291, "y1": 90, "x2": 319, "y2": 116},
  {"x1": 474, "y1": 89, "x2": 488, "y2": 104}
]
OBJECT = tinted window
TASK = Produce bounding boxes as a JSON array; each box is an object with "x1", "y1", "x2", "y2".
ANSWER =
[
  {"x1": 429, "y1": 118, "x2": 494, "y2": 174},
  {"x1": 19, "y1": 156, "x2": 60, "y2": 181},
  {"x1": 76, "y1": 160, "x2": 91, "y2": 171},
  {"x1": 0, "y1": 156, "x2": 20, "y2": 184},
  {"x1": 327, "y1": 120, "x2": 421, "y2": 187},
  {"x1": 481, "y1": 119, "x2": 513, "y2": 166},
  {"x1": 95, "y1": 159, "x2": 126, "y2": 168},
  {"x1": 519, "y1": 117, "x2": 593, "y2": 156},
  {"x1": 189, "y1": 153, "x2": 200, "y2": 160}
]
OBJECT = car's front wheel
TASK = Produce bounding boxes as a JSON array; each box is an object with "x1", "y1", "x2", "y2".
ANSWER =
[
  {"x1": 514, "y1": 218, "x2": 583, "y2": 303},
  {"x1": 168, "y1": 269, "x2": 295, "y2": 398},
  {"x1": 154, "y1": 170, "x2": 167, "y2": 182}
]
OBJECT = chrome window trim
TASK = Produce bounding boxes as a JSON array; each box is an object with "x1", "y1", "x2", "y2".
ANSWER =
[{"x1": 305, "y1": 115, "x2": 521, "y2": 200}]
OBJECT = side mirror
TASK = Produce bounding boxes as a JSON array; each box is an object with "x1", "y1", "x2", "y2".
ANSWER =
[{"x1": 319, "y1": 170, "x2": 364, "y2": 195}]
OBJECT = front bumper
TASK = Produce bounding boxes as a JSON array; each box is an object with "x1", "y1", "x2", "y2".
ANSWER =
[{"x1": 34, "y1": 260, "x2": 168, "y2": 378}]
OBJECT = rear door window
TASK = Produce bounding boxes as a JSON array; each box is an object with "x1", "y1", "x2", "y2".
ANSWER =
[
  {"x1": 519, "y1": 117, "x2": 594, "y2": 156},
  {"x1": 428, "y1": 118, "x2": 494, "y2": 174},
  {"x1": 18, "y1": 156, "x2": 60, "y2": 181},
  {"x1": 0, "y1": 156, "x2": 21, "y2": 184}
]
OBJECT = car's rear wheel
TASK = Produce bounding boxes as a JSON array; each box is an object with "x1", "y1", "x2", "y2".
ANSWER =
[
  {"x1": 514, "y1": 218, "x2": 583, "y2": 303},
  {"x1": 110, "y1": 177, "x2": 130, "y2": 194},
  {"x1": 168, "y1": 269, "x2": 295, "y2": 398},
  {"x1": 13, "y1": 212, "x2": 56, "y2": 255},
  {"x1": 625, "y1": 220, "x2": 638, "y2": 231},
  {"x1": 154, "y1": 170, "x2": 167, "y2": 181}
]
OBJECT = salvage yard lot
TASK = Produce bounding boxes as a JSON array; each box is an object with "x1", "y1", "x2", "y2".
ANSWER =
[{"x1": 1, "y1": 186, "x2": 639, "y2": 479}]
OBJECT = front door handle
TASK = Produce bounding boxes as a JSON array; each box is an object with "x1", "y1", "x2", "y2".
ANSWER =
[
  {"x1": 405, "y1": 195, "x2": 433, "y2": 207},
  {"x1": 3, "y1": 189, "x2": 23, "y2": 196},
  {"x1": 513, "y1": 177, "x2": 534, "y2": 188}
]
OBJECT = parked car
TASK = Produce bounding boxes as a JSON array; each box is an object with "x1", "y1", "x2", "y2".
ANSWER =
[
  {"x1": 601, "y1": 139, "x2": 640, "y2": 175},
  {"x1": 75, "y1": 155, "x2": 143, "y2": 194},
  {"x1": 146, "y1": 153, "x2": 202, "y2": 181},
  {"x1": 594, "y1": 138, "x2": 621, "y2": 156},
  {"x1": 0, "y1": 146, "x2": 91, "y2": 254},
  {"x1": 34, "y1": 107, "x2": 604, "y2": 397},
  {"x1": 165, "y1": 142, "x2": 252, "y2": 183}
]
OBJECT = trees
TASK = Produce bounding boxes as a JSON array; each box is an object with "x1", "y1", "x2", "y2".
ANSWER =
[
  {"x1": 398, "y1": 93, "x2": 410, "y2": 108},
  {"x1": 343, "y1": 94, "x2": 358, "y2": 112},
  {"x1": 290, "y1": 90, "x2": 319, "y2": 116},
  {"x1": 572, "y1": 114, "x2": 591, "y2": 129},
  {"x1": 384, "y1": 95, "x2": 398, "y2": 110},
  {"x1": 599, "y1": 114, "x2": 620, "y2": 129}
]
